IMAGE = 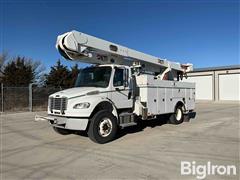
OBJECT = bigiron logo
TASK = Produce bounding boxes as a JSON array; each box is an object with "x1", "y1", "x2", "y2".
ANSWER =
[{"x1": 181, "y1": 161, "x2": 237, "y2": 179}]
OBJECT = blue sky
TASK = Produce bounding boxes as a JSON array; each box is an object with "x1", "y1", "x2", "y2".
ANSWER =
[{"x1": 0, "y1": 0, "x2": 239, "y2": 72}]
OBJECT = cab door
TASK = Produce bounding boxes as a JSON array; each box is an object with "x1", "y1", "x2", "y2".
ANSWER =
[{"x1": 110, "y1": 67, "x2": 133, "y2": 109}]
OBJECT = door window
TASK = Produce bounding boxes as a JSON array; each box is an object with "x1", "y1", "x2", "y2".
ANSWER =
[{"x1": 113, "y1": 68, "x2": 124, "y2": 86}]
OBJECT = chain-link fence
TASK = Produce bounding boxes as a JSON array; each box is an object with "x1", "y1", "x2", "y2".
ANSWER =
[{"x1": 0, "y1": 83, "x2": 62, "y2": 112}]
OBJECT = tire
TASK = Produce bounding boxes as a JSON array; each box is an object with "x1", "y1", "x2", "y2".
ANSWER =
[
  {"x1": 53, "y1": 127, "x2": 72, "y2": 135},
  {"x1": 169, "y1": 105, "x2": 184, "y2": 125},
  {"x1": 87, "y1": 110, "x2": 118, "y2": 144}
]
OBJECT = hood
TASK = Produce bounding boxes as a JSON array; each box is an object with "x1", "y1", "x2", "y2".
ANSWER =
[{"x1": 50, "y1": 87, "x2": 104, "y2": 99}]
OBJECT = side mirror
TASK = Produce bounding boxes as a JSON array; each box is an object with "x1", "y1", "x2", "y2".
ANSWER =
[
  {"x1": 128, "y1": 75, "x2": 137, "y2": 99},
  {"x1": 123, "y1": 69, "x2": 129, "y2": 87}
]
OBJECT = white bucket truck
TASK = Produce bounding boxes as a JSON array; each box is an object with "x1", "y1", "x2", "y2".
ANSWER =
[{"x1": 35, "y1": 30, "x2": 196, "y2": 143}]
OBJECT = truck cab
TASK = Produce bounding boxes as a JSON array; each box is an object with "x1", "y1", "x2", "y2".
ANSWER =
[{"x1": 45, "y1": 64, "x2": 135, "y2": 143}]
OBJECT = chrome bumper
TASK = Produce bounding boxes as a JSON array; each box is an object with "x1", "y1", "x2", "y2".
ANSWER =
[{"x1": 34, "y1": 115, "x2": 89, "y2": 131}]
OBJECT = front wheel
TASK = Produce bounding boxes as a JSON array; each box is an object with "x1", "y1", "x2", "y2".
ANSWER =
[
  {"x1": 87, "y1": 110, "x2": 118, "y2": 144},
  {"x1": 169, "y1": 105, "x2": 184, "y2": 125}
]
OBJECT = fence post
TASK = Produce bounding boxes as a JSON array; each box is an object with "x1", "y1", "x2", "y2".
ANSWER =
[
  {"x1": 29, "y1": 83, "x2": 33, "y2": 112},
  {"x1": 1, "y1": 83, "x2": 3, "y2": 113}
]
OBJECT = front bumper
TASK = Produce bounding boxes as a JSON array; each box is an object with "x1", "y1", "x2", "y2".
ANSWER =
[{"x1": 35, "y1": 115, "x2": 89, "y2": 131}]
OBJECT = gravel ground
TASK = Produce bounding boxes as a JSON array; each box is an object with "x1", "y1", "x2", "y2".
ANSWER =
[{"x1": 1, "y1": 102, "x2": 239, "y2": 180}]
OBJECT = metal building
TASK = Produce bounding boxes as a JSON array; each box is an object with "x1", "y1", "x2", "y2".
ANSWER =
[{"x1": 183, "y1": 65, "x2": 240, "y2": 102}]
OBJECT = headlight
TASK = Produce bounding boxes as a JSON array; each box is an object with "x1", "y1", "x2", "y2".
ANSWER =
[{"x1": 73, "y1": 102, "x2": 90, "y2": 109}]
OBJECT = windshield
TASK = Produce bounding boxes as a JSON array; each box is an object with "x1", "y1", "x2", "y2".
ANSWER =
[{"x1": 75, "y1": 66, "x2": 112, "y2": 88}]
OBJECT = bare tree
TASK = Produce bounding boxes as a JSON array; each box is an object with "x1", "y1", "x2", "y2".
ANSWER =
[
  {"x1": 0, "y1": 51, "x2": 9, "y2": 73},
  {"x1": 25, "y1": 58, "x2": 46, "y2": 84},
  {"x1": 0, "y1": 53, "x2": 46, "y2": 85}
]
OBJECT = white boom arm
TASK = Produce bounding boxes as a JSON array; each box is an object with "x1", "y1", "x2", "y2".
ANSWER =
[{"x1": 56, "y1": 30, "x2": 193, "y2": 75}]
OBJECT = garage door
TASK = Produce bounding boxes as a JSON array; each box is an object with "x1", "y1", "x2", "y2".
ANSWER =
[
  {"x1": 219, "y1": 74, "x2": 240, "y2": 101},
  {"x1": 184, "y1": 75, "x2": 213, "y2": 100}
]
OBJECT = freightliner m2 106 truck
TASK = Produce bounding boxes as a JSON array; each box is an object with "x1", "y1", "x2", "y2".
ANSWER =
[{"x1": 35, "y1": 30, "x2": 196, "y2": 143}]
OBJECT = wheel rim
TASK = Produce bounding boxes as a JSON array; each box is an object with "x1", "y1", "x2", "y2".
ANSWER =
[
  {"x1": 98, "y1": 118, "x2": 113, "y2": 137},
  {"x1": 176, "y1": 108, "x2": 182, "y2": 121}
]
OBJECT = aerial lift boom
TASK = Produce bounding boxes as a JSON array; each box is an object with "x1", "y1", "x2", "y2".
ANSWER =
[{"x1": 56, "y1": 30, "x2": 192, "y2": 79}]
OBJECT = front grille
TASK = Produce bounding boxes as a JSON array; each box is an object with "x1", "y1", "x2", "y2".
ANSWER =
[{"x1": 49, "y1": 97, "x2": 67, "y2": 112}]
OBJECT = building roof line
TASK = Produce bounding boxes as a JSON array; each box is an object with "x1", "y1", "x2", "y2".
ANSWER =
[{"x1": 192, "y1": 65, "x2": 240, "y2": 72}]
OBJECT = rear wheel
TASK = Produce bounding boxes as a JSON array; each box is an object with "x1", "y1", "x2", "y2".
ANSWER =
[
  {"x1": 169, "y1": 105, "x2": 184, "y2": 124},
  {"x1": 87, "y1": 110, "x2": 117, "y2": 144},
  {"x1": 53, "y1": 127, "x2": 72, "y2": 135}
]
